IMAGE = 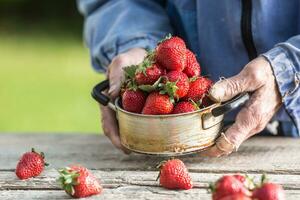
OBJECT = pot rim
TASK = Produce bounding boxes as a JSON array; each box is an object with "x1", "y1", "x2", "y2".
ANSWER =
[{"x1": 115, "y1": 97, "x2": 221, "y2": 118}]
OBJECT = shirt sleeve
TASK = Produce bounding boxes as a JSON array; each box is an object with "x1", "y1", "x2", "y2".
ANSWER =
[
  {"x1": 262, "y1": 35, "x2": 300, "y2": 136},
  {"x1": 77, "y1": 0, "x2": 173, "y2": 72}
]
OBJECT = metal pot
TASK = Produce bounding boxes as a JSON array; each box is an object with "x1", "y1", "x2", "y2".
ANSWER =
[{"x1": 92, "y1": 80, "x2": 249, "y2": 156}]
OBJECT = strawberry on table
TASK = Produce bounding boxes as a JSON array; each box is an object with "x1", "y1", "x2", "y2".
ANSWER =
[
  {"x1": 172, "y1": 101, "x2": 199, "y2": 114},
  {"x1": 210, "y1": 175, "x2": 252, "y2": 200},
  {"x1": 218, "y1": 193, "x2": 252, "y2": 200},
  {"x1": 15, "y1": 148, "x2": 48, "y2": 180},
  {"x1": 252, "y1": 175, "x2": 285, "y2": 200},
  {"x1": 183, "y1": 49, "x2": 201, "y2": 78},
  {"x1": 158, "y1": 159, "x2": 193, "y2": 190},
  {"x1": 183, "y1": 76, "x2": 213, "y2": 102},
  {"x1": 142, "y1": 91, "x2": 173, "y2": 115},
  {"x1": 156, "y1": 35, "x2": 187, "y2": 71},
  {"x1": 58, "y1": 165, "x2": 102, "y2": 198},
  {"x1": 122, "y1": 89, "x2": 147, "y2": 113}
]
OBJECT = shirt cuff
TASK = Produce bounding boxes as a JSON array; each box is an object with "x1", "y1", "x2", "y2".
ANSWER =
[
  {"x1": 262, "y1": 46, "x2": 300, "y2": 136},
  {"x1": 91, "y1": 36, "x2": 158, "y2": 73}
]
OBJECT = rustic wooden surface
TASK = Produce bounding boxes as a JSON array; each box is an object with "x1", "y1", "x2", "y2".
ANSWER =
[{"x1": 0, "y1": 134, "x2": 299, "y2": 199}]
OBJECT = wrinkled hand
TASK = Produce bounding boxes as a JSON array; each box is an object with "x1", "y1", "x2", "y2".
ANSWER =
[
  {"x1": 202, "y1": 56, "x2": 282, "y2": 157},
  {"x1": 100, "y1": 48, "x2": 146, "y2": 153}
]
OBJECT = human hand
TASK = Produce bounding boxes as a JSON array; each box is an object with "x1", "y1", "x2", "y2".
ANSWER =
[
  {"x1": 100, "y1": 48, "x2": 147, "y2": 153},
  {"x1": 202, "y1": 56, "x2": 282, "y2": 157}
]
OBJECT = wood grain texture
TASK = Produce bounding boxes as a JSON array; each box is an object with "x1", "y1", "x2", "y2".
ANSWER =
[
  {"x1": 0, "y1": 134, "x2": 299, "y2": 173},
  {"x1": 1, "y1": 189, "x2": 300, "y2": 200},
  {"x1": 1, "y1": 134, "x2": 300, "y2": 199},
  {"x1": 1, "y1": 169, "x2": 300, "y2": 190}
]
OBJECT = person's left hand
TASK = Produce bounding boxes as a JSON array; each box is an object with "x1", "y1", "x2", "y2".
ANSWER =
[{"x1": 201, "y1": 56, "x2": 282, "y2": 157}]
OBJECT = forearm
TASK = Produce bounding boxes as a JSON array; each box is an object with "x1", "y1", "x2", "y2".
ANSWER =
[{"x1": 77, "y1": 0, "x2": 173, "y2": 72}]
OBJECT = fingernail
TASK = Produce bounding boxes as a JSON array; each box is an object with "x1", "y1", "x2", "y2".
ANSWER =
[{"x1": 209, "y1": 83, "x2": 224, "y2": 102}]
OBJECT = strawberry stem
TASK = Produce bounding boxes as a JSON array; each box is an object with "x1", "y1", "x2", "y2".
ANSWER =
[{"x1": 58, "y1": 167, "x2": 80, "y2": 196}]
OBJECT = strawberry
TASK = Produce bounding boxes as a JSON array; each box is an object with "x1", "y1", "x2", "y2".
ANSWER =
[
  {"x1": 122, "y1": 89, "x2": 147, "y2": 113},
  {"x1": 166, "y1": 71, "x2": 189, "y2": 99},
  {"x1": 15, "y1": 148, "x2": 48, "y2": 180},
  {"x1": 58, "y1": 165, "x2": 102, "y2": 198},
  {"x1": 161, "y1": 71, "x2": 189, "y2": 99},
  {"x1": 183, "y1": 76, "x2": 213, "y2": 102},
  {"x1": 183, "y1": 49, "x2": 201, "y2": 77},
  {"x1": 172, "y1": 101, "x2": 198, "y2": 114},
  {"x1": 252, "y1": 183, "x2": 285, "y2": 200},
  {"x1": 142, "y1": 91, "x2": 173, "y2": 115},
  {"x1": 233, "y1": 174, "x2": 247, "y2": 184},
  {"x1": 135, "y1": 62, "x2": 165, "y2": 86},
  {"x1": 218, "y1": 193, "x2": 252, "y2": 200},
  {"x1": 156, "y1": 35, "x2": 187, "y2": 71},
  {"x1": 158, "y1": 159, "x2": 193, "y2": 190},
  {"x1": 211, "y1": 175, "x2": 252, "y2": 200},
  {"x1": 252, "y1": 175, "x2": 285, "y2": 200}
]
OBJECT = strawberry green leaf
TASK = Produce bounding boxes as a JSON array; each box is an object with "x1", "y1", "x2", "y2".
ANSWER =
[
  {"x1": 189, "y1": 99, "x2": 200, "y2": 110},
  {"x1": 158, "y1": 33, "x2": 172, "y2": 44},
  {"x1": 123, "y1": 65, "x2": 138, "y2": 79},
  {"x1": 138, "y1": 77, "x2": 162, "y2": 93},
  {"x1": 160, "y1": 81, "x2": 179, "y2": 101}
]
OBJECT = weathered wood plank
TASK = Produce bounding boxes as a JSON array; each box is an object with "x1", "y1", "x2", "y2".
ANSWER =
[
  {"x1": 1, "y1": 188, "x2": 300, "y2": 200},
  {"x1": 0, "y1": 134, "x2": 299, "y2": 173},
  {"x1": 1, "y1": 169, "x2": 300, "y2": 190}
]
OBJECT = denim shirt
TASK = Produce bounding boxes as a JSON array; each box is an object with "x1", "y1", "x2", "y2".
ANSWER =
[{"x1": 77, "y1": 0, "x2": 300, "y2": 137}]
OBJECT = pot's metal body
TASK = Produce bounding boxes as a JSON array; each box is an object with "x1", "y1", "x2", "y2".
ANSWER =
[
  {"x1": 92, "y1": 79, "x2": 249, "y2": 156},
  {"x1": 115, "y1": 99, "x2": 223, "y2": 155}
]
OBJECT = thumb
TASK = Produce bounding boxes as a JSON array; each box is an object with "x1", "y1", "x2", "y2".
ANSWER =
[{"x1": 209, "y1": 75, "x2": 247, "y2": 102}]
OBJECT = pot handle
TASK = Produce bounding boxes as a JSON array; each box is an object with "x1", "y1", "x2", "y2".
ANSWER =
[
  {"x1": 91, "y1": 79, "x2": 117, "y2": 111},
  {"x1": 211, "y1": 92, "x2": 250, "y2": 117}
]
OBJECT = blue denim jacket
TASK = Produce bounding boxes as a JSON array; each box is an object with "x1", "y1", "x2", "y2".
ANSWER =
[{"x1": 77, "y1": 0, "x2": 300, "y2": 137}]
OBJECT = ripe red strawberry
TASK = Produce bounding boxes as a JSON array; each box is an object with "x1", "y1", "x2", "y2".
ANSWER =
[
  {"x1": 183, "y1": 49, "x2": 201, "y2": 77},
  {"x1": 183, "y1": 76, "x2": 213, "y2": 102},
  {"x1": 156, "y1": 36, "x2": 187, "y2": 71},
  {"x1": 163, "y1": 71, "x2": 189, "y2": 99},
  {"x1": 58, "y1": 165, "x2": 102, "y2": 198},
  {"x1": 122, "y1": 89, "x2": 147, "y2": 113},
  {"x1": 15, "y1": 148, "x2": 48, "y2": 180},
  {"x1": 172, "y1": 101, "x2": 198, "y2": 114},
  {"x1": 233, "y1": 174, "x2": 246, "y2": 184},
  {"x1": 158, "y1": 159, "x2": 193, "y2": 190},
  {"x1": 211, "y1": 175, "x2": 252, "y2": 200},
  {"x1": 142, "y1": 91, "x2": 173, "y2": 115},
  {"x1": 218, "y1": 193, "x2": 252, "y2": 200},
  {"x1": 135, "y1": 63, "x2": 165, "y2": 85},
  {"x1": 252, "y1": 183, "x2": 285, "y2": 200}
]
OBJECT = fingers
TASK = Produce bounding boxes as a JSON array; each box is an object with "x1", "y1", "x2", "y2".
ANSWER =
[
  {"x1": 100, "y1": 105, "x2": 131, "y2": 154},
  {"x1": 201, "y1": 93, "x2": 262, "y2": 157},
  {"x1": 200, "y1": 133, "x2": 236, "y2": 157},
  {"x1": 209, "y1": 58, "x2": 268, "y2": 102},
  {"x1": 107, "y1": 48, "x2": 147, "y2": 99},
  {"x1": 202, "y1": 57, "x2": 280, "y2": 157}
]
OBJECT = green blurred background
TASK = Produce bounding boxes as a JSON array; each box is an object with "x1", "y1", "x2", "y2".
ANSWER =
[{"x1": 0, "y1": 0, "x2": 104, "y2": 133}]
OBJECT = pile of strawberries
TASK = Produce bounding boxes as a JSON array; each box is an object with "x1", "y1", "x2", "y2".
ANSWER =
[
  {"x1": 15, "y1": 149, "x2": 285, "y2": 199},
  {"x1": 158, "y1": 159, "x2": 285, "y2": 200},
  {"x1": 15, "y1": 148, "x2": 102, "y2": 198},
  {"x1": 121, "y1": 35, "x2": 213, "y2": 115}
]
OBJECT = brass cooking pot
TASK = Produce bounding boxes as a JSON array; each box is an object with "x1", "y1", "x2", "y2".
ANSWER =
[{"x1": 92, "y1": 80, "x2": 249, "y2": 156}]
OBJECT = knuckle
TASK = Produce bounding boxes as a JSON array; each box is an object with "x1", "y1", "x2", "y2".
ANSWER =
[
  {"x1": 225, "y1": 78, "x2": 242, "y2": 96},
  {"x1": 112, "y1": 54, "x2": 128, "y2": 67},
  {"x1": 255, "y1": 123, "x2": 266, "y2": 133},
  {"x1": 249, "y1": 68, "x2": 265, "y2": 85}
]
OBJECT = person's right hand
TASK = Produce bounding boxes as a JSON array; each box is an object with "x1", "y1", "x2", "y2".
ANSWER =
[{"x1": 100, "y1": 48, "x2": 147, "y2": 153}]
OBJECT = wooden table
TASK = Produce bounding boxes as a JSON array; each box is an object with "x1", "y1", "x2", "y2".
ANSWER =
[{"x1": 0, "y1": 134, "x2": 299, "y2": 199}]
